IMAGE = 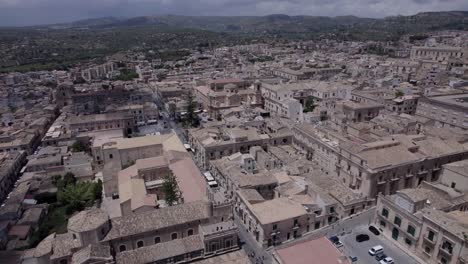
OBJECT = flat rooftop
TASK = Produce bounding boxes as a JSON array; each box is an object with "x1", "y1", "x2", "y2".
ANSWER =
[
  {"x1": 275, "y1": 236, "x2": 350, "y2": 264},
  {"x1": 250, "y1": 197, "x2": 307, "y2": 225},
  {"x1": 427, "y1": 93, "x2": 468, "y2": 109}
]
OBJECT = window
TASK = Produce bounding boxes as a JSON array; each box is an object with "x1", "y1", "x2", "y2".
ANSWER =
[
  {"x1": 424, "y1": 246, "x2": 431, "y2": 254},
  {"x1": 451, "y1": 182, "x2": 456, "y2": 188},
  {"x1": 405, "y1": 238, "x2": 412, "y2": 246},
  {"x1": 109, "y1": 154, "x2": 113, "y2": 159},
  {"x1": 136, "y1": 240, "x2": 144, "y2": 248},
  {"x1": 428, "y1": 230, "x2": 435, "y2": 241},
  {"x1": 382, "y1": 208, "x2": 389, "y2": 218},
  {"x1": 293, "y1": 219, "x2": 298, "y2": 226},
  {"x1": 380, "y1": 220, "x2": 386, "y2": 227},
  {"x1": 154, "y1": 237, "x2": 161, "y2": 244},
  {"x1": 330, "y1": 207, "x2": 335, "y2": 214},
  {"x1": 119, "y1": 245, "x2": 127, "y2": 252},
  {"x1": 407, "y1": 225, "x2": 416, "y2": 236},
  {"x1": 394, "y1": 216, "x2": 402, "y2": 227},
  {"x1": 171, "y1": 233, "x2": 178, "y2": 240},
  {"x1": 392, "y1": 227, "x2": 399, "y2": 240},
  {"x1": 187, "y1": 229, "x2": 194, "y2": 236},
  {"x1": 273, "y1": 224, "x2": 277, "y2": 230},
  {"x1": 441, "y1": 241, "x2": 453, "y2": 254},
  {"x1": 315, "y1": 222, "x2": 320, "y2": 229}
]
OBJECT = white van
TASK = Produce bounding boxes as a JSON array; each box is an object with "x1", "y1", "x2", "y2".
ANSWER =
[
  {"x1": 368, "y1": 245, "x2": 384, "y2": 256},
  {"x1": 208, "y1": 181, "x2": 218, "y2": 188},
  {"x1": 203, "y1": 172, "x2": 215, "y2": 182}
]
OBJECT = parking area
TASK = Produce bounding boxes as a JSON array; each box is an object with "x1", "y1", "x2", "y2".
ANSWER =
[
  {"x1": 336, "y1": 225, "x2": 421, "y2": 264},
  {"x1": 136, "y1": 123, "x2": 172, "y2": 136}
]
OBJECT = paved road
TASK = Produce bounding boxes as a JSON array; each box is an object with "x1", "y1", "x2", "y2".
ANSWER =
[
  {"x1": 234, "y1": 215, "x2": 272, "y2": 264},
  {"x1": 339, "y1": 225, "x2": 421, "y2": 264}
]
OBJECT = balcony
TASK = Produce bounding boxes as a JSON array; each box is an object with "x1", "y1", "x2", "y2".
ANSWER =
[
  {"x1": 418, "y1": 170, "x2": 428, "y2": 175},
  {"x1": 270, "y1": 230, "x2": 281, "y2": 236},
  {"x1": 439, "y1": 246, "x2": 453, "y2": 257},
  {"x1": 293, "y1": 224, "x2": 300, "y2": 230},
  {"x1": 424, "y1": 236, "x2": 436, "y2": 245},
  {"x1": 422, "y1": 249, "x2": 432, "y2": 257}
]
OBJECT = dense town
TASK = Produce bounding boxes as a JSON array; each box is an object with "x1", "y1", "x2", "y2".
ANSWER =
[{"x1": 0, "y1": 29, "x2": 468, "y2": 264}]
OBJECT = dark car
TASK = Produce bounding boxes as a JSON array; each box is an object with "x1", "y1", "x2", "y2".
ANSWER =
[
  {"x1": 329, "y1": 236, "x2": 339, "y2": 244},
  {"x1": 356, "y1": 234, "x2": 370, "y2": 242},
  {"x1": 375, "y1": 253, "x2": 387, "y2": 261},
  {"x1": 350, "y1": 256, "x2": 358, "y2": 262},
  {"x1": 369, "y1": 225, "x2": 381, "y2": 236}
]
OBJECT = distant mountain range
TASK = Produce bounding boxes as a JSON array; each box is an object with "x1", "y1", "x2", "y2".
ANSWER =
[
  {"x1": 1, "y1": 11, "x2": 467, "y2": 73},
  {"x1": 44, "y1": 11, "x2": 468, "y2": 36}
]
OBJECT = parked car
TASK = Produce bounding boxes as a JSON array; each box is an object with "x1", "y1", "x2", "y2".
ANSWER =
[
  {"x1": 368, "y1": 245, "x2": 384, "y2": 256},
  {"x1": 375, "y1": 253, "x2": 387, "y2": 261},
  {"x1": 349, "y1": 256, "x2": 358, "y2": 262},
  {"x1": 329, "y1": 236, "x2": 339, "y2": 244},
  {"x1": 356, "y1": 234, "x2": 370, "y2": 242},
  {"x1": 334, "y1": 241, "x2": 344, "y2": 248},
  {"x1": 379, "y1": 257, "x2": 394, "y2": 264},
  {"x1": 369, "y1": 225, "x2": 381, "y2": 235}
]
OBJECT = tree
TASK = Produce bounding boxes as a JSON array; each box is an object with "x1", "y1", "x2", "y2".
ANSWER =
[
  {"x1": 63, "y1": 172, "x2": 77, "y2": 187},
  {"x1": 93, "y1": 179, "x2": 103, "y2": 201},
  {"x1": 168, "y1": 103, "x2": 177, "y2": 119},
  {"x1": 303, "y1": 97, "x2": 316, "y2": 113},
  {"x1": 184, "y1": 91, "x2": 200, "y2": 128},
  {"x1": 395, "y1": 90, "x2": 404, "y2": 98},
  {"x1": 57, "y1": 182, "x2": 96, "y2": 214},
  {"x1": 71, "y1": 140, "x2": 88, "y2": 152},
  {"x1": 52, "y1": 175, "x2": 62, "y2": 187},
  {"x1": 162, "y1": 174, "x2": 179, "y2": 206}
]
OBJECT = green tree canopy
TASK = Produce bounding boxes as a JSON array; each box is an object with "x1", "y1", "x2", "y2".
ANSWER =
[
  {"x1": 184, "y1": 91, "x2": 200, "y2": 128},
  {"x1": 57, "y1": 181, "x2": 101, "y2": 214},
  {"x1": 395, "y1": 90, "x2": 404, "y2": 98},
  {"x1": 71, "y1": 140, "x2": 89, "y2": 153},
  {"x1": 162, "y1": 173, "x2": 180, "y2": 206},
  {"x1": 303, "y1": 97, "x2": 316, "y2": 113}
]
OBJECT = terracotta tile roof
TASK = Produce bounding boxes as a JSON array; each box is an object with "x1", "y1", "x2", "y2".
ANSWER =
[{"x1": 102, "y1": 201, "x2": 210, "y2": 241}]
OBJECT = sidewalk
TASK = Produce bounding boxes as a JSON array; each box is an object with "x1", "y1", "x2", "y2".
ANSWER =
[{"x1": 379, "y1": 232, "x2": 426, "y2": 264}]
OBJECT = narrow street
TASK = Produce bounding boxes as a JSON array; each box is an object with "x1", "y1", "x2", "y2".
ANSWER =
[{"x1": 234, "y1": 215, "x2": 273, "y2": 264}]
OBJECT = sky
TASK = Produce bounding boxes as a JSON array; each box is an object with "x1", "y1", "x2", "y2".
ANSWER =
[{"x1": 0, "y1": 0, "x2": 467, "y2": 27}]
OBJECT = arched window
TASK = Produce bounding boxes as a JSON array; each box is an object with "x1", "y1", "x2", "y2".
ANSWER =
[
  {"x1": 119, "y1": 244, "x2": 127, "y2": 252},
  {"x1": 154, "y1": 237, "x2": 161, "y2": 244},
  {"x1": 171, "y1": 233, "x2": 178, "y2": 240},
  {"x1": 136, "y1": 240, "x2": 144, "y2": 248},
  {"x1": 187, "y1": 229, "x2": 194, "y2": 236}
]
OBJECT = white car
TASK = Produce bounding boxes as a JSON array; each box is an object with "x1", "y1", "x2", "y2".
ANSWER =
[
  {"x1": 334, "y1": 241, "x2": 344, "y2": 248},
  {"x1": 379, "y1": 257, "x2": 394, "y2": 264}
]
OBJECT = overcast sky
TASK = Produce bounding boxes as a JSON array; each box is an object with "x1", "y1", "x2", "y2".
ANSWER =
[{"x1": 0, "y1": 0, "x2": 467, "y2": 27}]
